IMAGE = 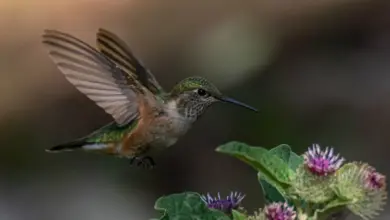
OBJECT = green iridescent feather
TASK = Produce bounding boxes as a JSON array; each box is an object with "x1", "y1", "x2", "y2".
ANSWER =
[
  {"x1": 85, "y1": 119, "x2": 139, "y2": 143},
  {"x1": 170, "y1": 76, "x2": 222, "y2": 97}
]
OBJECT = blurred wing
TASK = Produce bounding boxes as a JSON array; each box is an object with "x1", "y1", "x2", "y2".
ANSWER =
[
  {"x1": 42, "y1": 29, "x2": 139, "y2": 126},
  {"x1": 96, "y1": 28, "x2": 166, "y2": 97}
]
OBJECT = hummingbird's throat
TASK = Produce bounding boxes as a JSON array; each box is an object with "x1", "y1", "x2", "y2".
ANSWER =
[
  {"x1": 166, "y1": 98, "x2": 204, "y2": 122},
  {"x1": 163, "y1": 100, "x2": 196, "y2": 135}
]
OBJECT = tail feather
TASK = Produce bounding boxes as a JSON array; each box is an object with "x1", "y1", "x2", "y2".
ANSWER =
[{"x1": 46, "y1": 140, "x2": 86, "y2": 153}]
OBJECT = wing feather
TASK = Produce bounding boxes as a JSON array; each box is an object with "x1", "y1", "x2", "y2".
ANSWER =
[
  {"x1": 96, "y1": 28, "x2": 166, "y2": 97},
  {"x1": 42, "y1": 29, "x2": 139, "y2": 126}
]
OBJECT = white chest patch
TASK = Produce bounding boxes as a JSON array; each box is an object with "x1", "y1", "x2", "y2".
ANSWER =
[
  {"x1": 165, "y1": 100, "x2": 193, "y2": 136},
  {"x1": 148, "y1": 101, "x2": 193, "y2": 149}
]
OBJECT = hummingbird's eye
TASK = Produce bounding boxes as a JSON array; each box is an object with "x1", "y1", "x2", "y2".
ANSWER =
[{"x1": 197, "y1": 88, "x2": 207, "y2": 96}]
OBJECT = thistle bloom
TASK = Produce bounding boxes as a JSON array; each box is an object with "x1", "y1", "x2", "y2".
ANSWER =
[
  {"x1": 363, "y1": 166, "x2": 386, "y2": 190},
  {"x1": 336, "y1": 162, "x2": 387, "y2": 220},
  {"x1": 303, "y1": 144, "x2": 344, "y2": 176},
  {"x1": 358, "y1": 164, "x2": 387, "y2": 219},
  {"x1": 264, "y1": 202, "x2": 296, "y2": 220},
  {"x1": 200, "y1": 192, "x2": 245, "y2": 213}
]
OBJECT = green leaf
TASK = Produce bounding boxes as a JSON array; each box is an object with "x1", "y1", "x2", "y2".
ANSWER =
[
  {"x1": 288, "y1": 152, "x2": 304, "y2": 171},
  {"x1": 268, "y1": 144, "x2": 291, "y2": 162},
  {"x1": 216, "y1": 141, "x2": 268, "y2": 166},
  {"x1": 259, "y1": 144, "x2": 292, "y2": 203},
  {"x1": 231, "y1": 210, "x2": 247, "y2": 220},
  {"x1": 263, "y1": 144, "x2": 303, "y2": 172},
  {"x1": 154, "y1": 192, "x2": 230, "y2": 220},
  {"x1": 216, "y1": 141, "x2": 295, "y2": 188},
  {"x1": 259, "y1": 173, "x2": 286, "y2": 203},
  {"x1": 313, "y1": 198, "x2": 350, "y2": 220},
  {"x1": 259, "y1": 144, "x2": 304, "y2": 203}
]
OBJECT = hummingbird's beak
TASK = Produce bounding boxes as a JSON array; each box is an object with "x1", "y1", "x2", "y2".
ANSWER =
[{"x1": 219, "y1": 96, "x2": 258, "y2": 112}]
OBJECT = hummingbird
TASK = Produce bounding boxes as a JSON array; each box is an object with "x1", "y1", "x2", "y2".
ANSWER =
[{"x1": 42, "y1": 28, "x2": 258, "y2": 169}]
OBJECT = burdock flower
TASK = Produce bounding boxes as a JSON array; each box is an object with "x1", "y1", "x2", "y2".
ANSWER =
[
  {"x1": 363, "y1": 166, "x2": 386, "y2": 190},
  {"x1": 303, "y1": 144, "x2": 345, "y2": 176},
  {"x1": 264, "y1": 202, "x2": 296, "y2": 220},
  {"x1": 200, "y1": 192, "x2": 245, "y2": 213},
  {"x1": 334, "y1": 162, "x2": 387, "y2": 220}
]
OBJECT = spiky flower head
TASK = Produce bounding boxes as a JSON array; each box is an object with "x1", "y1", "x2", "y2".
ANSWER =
[
  {"x1": 304, "y1": 144, "x2": 344, "y2": 176},
  {"x1": 357, "y1": 164, "x2": 387, "y2": 220},
  {"x1": 363, "y1": 165, "x2": 386, "y2": 190},
  {"x1": 334, "y1": 162, "x2": 387, "y2": 220},
  {"x1": 200, "y1": 192, "x2": 245, "y2": 214},
  {"x1": 264, "y1": 202, "x2": 297, "y2": 220}
]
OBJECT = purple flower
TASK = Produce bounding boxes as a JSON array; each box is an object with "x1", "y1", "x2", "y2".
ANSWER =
[
  {"x1": 303, "y1": 144, "x2": 344, "y2": 176},
  {"x1": 344, "y1": 163, "x2": 387, "y2": 220},
  {"x1": 362, "y1": 165, "x2": 386, "y2": 191},
  {"x1": 264, "y1": 202, "x2": 297, "y2": 220},
  {"x1": 200, "y1": 192, "x2": 245, "y2": 213}
]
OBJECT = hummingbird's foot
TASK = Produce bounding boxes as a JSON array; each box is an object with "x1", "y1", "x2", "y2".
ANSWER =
[{"x1": 129, "y1": 156, "x2": 156, "y2": 170}]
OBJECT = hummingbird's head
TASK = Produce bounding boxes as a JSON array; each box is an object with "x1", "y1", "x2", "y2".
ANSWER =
[{"x1": 170, "y1": 76, "x2": 258, "y2": 120}]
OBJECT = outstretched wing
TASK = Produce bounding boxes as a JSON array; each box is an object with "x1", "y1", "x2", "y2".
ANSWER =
[
  {"x1": 96, "y1": 28, "x2": 166, "y2": 97},
  {"x1": 42, "y1": 29, "x2": 141, "y2": 126}
]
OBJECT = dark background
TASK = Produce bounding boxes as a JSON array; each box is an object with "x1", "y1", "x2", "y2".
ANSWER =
[{"x1": 1, "y1": 0, "x2": 389, "y2": 219}]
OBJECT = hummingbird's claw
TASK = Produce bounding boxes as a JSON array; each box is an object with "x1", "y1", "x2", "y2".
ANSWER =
[{"x1": 129, "y1": 156, "x2": 156, "y2": 170}]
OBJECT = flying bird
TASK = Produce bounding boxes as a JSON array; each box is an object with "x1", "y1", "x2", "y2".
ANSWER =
[{"x1": 42, "y1": 28, "x2": 258, "y2": 169}]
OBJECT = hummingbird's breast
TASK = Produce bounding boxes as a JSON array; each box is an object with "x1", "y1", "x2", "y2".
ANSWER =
[
  {"x1": 148, "y1": 100, "x2": 193, "y2": 148},
  {"x1": 118, "y1": 98, "x2": 193, "y2": 157}
]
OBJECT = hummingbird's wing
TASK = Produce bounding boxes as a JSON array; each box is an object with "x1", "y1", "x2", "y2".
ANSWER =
[
  {"x1": 95, "y1": 28, "x2": 167, "y2": 98},
  {"x1": 42, "y1": 29, "x2": 147, "y2": 126}
]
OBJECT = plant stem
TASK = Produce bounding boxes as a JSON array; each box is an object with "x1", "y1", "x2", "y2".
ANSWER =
[{"x1": 292, "y1": 199, "x2": 308, "y2": 220}]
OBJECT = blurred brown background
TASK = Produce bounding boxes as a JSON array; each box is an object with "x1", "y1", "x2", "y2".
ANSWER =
[{"x1": 1, "y1": 0, "x2": 390, "y2": 219}]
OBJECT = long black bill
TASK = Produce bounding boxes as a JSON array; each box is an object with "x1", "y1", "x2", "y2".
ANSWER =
[{"x1": 219, "y1": 96, "x2": 258, "y2": 112}]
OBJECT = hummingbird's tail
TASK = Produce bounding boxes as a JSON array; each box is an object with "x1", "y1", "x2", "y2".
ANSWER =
[
  {"x1": 46, "y1": 139, "x2": 115, "y2": 154},
  {"x1": 46, "y1": 139, "x2": 86, "y2": 153}
]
